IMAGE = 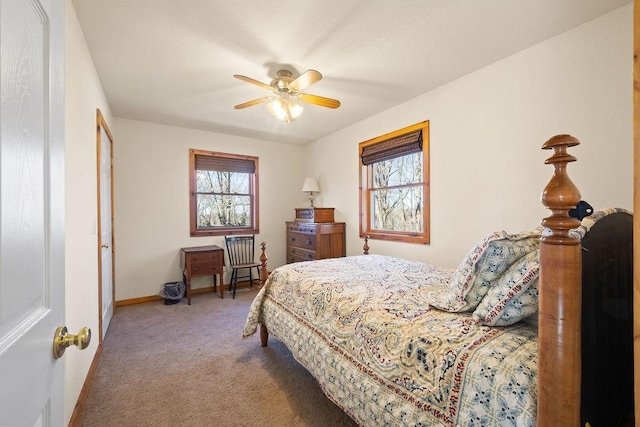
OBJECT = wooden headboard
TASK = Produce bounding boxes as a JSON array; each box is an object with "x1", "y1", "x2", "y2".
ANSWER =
[{"x1": 580, "y1": 210, "x2": 634, "y2": 426}]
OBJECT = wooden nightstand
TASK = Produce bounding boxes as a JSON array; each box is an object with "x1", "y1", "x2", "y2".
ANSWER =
[{"x1": 179, "y1": 245, "x2": 225, "y2": 304}]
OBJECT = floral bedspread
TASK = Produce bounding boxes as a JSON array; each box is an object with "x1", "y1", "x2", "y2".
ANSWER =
[{"x1": 242, "y1": 255, "x2": 538, "y2": 426}]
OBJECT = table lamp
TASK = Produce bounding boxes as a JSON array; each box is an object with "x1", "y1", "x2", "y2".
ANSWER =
[{"x1": 301, "y1": 177, "x2": 320, "y2": 207}]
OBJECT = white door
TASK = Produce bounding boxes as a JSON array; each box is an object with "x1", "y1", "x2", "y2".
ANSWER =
[
  {"x1": 97, "y1": 110, "x2": 114, "y2": 339},
  {"x1": 0, "y1": 0, "x2": 66, "y2": 425}
]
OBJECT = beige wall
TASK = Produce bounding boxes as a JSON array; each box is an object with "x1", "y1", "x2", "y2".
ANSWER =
[
  {"x1": 303, "y1": 4, "x2": 633, "y2": 268},
  {"x1": 64, "y1": 0, "x2": 113, "y2": 424},
  {"x1": 111, "y1": 118, "x2": 304, "y2": 301}
]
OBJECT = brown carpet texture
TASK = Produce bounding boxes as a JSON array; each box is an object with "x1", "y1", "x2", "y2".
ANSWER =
[{"x1": 76, "y1": 288, "x2": 357, "y2": 427}]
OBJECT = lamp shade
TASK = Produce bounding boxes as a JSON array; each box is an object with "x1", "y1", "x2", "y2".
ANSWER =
[{"x1": 301, "y1": 177, "x2": 320, "y2": 193}]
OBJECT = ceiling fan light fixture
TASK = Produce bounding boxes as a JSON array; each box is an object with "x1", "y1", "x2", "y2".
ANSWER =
[
  {"x1": 233, "y1": 68, "x2": 340, "y2": 121},
  {"x1": 267, "y1": 97, "x2": 303, "y2": 124}
]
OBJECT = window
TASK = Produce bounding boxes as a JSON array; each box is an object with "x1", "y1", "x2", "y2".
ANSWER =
[
  {"x1": 189, "y1": 149, "x2": 259, "y2": 237},
  {"x1": 359, "y1": 121, "x2": 430, "y2": 244}
]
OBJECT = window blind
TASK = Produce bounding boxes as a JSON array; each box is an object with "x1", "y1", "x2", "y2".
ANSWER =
[
  {"x1": 195, "y1": 154, "x2": 255, "y2": 173},
  {"x1": 360, "y1": 130, "x2": 422, "y2": 165}
]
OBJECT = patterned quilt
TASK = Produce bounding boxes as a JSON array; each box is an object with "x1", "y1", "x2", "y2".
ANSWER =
[{"x1": 242, "y1": 255, "x2": 538, "y2": 426}]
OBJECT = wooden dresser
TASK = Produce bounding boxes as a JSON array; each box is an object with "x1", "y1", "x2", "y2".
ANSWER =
[{"x1": 286, "y1": 208, "x2": 346, "y2": 263}]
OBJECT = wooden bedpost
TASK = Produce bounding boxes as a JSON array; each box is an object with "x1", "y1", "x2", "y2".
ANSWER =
[
  {"x1": 538, "y1": 134, "x2": 582, "y2": 427},
  {"x1": 363, "y1": 235, "x2": 369, "y2": 255},
  {"x1": 259, "y1": 241, "x2": 268, "y2": 286},
  {"x1": 259, "y1": 241, "x2": 269, "y2": 347}
]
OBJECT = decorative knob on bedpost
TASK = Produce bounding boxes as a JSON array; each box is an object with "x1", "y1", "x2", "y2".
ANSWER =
[
  {"x1": 363, "y1": 235, "x2": 370, "y2": 255},
  {"x1": 540, "y1": 134, "x2": 581, "y2": 243},
  {"x1": 538, "y1": 134, "x2": 582, "y2": 427}
]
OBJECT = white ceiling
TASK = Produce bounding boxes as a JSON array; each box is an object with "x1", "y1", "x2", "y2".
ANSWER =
[{"x1": 72, "y1": 0, "x2": 631, "y2": 145}]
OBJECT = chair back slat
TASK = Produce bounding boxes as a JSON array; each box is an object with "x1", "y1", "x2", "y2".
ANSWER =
[{"x1": 225, "y1": 235, "x2": 256, "y2": 266}]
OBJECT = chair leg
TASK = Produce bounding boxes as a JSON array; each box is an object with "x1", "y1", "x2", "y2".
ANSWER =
[
  {"x1": 253, "y1": 267, "x2": 260, "y2": 287},
  {"x1": 231, "y1": 269, "x2": 237, "y2": 299},
  {"x1": 233, "y1": 269, "x2": 239, "y2": 299}
]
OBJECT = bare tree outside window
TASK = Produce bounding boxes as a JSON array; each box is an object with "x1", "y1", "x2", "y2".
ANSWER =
[
  {"x1": 371, "y1": 153, "x2": 423, "y2": 233},
  {"x1": 196, "y1": 171, "x2": 251, "y2": 228}
]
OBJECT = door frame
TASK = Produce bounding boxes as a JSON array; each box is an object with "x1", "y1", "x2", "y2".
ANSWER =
[
  {"x1": 96, "y1": 109, "x2": 115, "y2": 341},
  {"x1": 633, "y1": 0, "x2": 639, "y2": 422}
]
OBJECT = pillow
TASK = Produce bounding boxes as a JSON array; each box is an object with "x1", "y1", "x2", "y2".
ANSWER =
[
  {"x1": 430, "y1": 227, "x2": 541, "y2": 312},
  {"x1": 472, "y1": 249, "x2": 539, "y2": 326}
]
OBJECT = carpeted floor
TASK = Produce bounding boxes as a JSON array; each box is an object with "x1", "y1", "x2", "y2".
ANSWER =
[{"x1": 76, "y1": 288, "x2": 358, "y2": 427}]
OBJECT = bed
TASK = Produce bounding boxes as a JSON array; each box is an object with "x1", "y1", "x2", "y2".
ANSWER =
[{"x1": 242, "y1": 135, "x2": 634, "y2": 426}]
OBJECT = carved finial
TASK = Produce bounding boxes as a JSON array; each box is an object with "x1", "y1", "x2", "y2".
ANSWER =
[
  {"x1": 541, "y1": 134, "x2": 581, "y2": 244},
  {"x1": 363, "y1": 235, "x2": 370, "y2": 255},
  {"x1": 259, "y1": 242, "x2": 269, "y2": 285}
]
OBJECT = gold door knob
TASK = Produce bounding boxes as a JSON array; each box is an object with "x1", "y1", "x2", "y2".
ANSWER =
[{"x1": 53, "y1": 326, "x2": 91, "y2": 359}]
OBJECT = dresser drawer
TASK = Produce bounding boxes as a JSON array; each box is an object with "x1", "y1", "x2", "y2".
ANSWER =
[
  {"x1": 188, "y1": 252, "x2": 220, "y2": 263},
  {"x1": 287, "y1": 246, "x2": 315, "y2": 261},
  {"x1": 189, "y1": 261, "x2": 219, "y2": 276},
  {"x1": 287, "y1": 231, "x2": 316, "y2": 249},
  {"x1": 287, "y1": 254, "x2": 312, "y2": 264},
  {"x1": 286, "y1": 223, "x2": 317, "y2": 234}
]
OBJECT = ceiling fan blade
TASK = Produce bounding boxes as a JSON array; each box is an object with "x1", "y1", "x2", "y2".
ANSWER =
[
  {"x1": 234, "y1": 97, "x2": 270, "y2": 109},
  {"x1": 233, "y1": 74, "x2": 273, "y2": 91},
  {"x1": 290, "y1": 69, "x2": 322, "y2": 92},
  {"x1": 297, "y1": 93, "x2": 341, "y2": 109}
]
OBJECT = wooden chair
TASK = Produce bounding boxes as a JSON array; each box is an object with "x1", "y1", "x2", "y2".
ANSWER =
[{"x1": 224, "y1": 235, "x2": 261, "y2": 298}]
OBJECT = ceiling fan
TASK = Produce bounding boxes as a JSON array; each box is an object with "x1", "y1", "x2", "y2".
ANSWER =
[{"x1": 233, "y1": 69, "x2": 341, "y2": 123}]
